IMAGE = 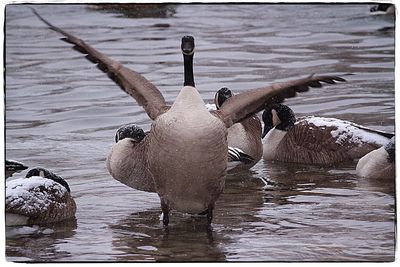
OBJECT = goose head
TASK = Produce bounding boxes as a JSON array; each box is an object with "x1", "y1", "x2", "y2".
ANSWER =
[
  {"x1": 262, "y1": 104, "x2": 296, "y2": 138},
  {"x1": 181, "y1": 35, "x2": 195, "y2": 87},
  {"x1": 181, "y1": 35, "x2": 195, "y2": 56},
  {"x1": 26, "y1": 167, "x2": 71, "y2": 192},
  {"x1": 214, "y1": 87, "x2": 233, "y2": 109},
  {"x1": 115, "y1": 123, "x2": 146, "y2": 143},
  {"x1": 384, "y1": 136, "x2": 395, "y2": 163},
  {"x1": 370, "y1": 4, "x2": 394, "y2": 14}
]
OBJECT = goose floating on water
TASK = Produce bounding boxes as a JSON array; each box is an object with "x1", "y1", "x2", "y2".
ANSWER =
[
  {"x1": 262, "y1": 103, "x2": 394, "y2": 166},
  {"x1": 213, "y1": 87, "x2": 263, "y2": 172},
  {"x1": 356, "y1": 136, "x2": 395, "y2": 179},
  {"x1": 33, "y1": 9, "x2": 345, "y2": 225},
  {"x1": 370, "y1": 4, "x2": 395, "y2": 15},
  {"x1": 5, "y1": 160, "x2": 28, "y2": 178},
  {"x1": 6, "y1": 167, "x2": 76, "y2": 226}
]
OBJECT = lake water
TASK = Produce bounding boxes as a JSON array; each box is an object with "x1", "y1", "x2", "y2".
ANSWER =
[{"x1": 4, "y1": 3, "x2": 395, "y2": 262}]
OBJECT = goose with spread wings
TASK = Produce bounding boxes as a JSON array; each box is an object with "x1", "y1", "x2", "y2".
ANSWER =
[{"x1": 32, "y1": 9, "x2": 345, "y2": 225}]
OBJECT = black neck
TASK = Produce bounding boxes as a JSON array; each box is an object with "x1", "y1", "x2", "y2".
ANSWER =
[{"x1": 183, "y1": 54, "x2": 195, "y2": 87}]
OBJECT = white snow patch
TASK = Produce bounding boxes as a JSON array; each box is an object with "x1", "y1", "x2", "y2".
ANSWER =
[
  {"x1": 137, "y1": 246, "x2": 158, "y2": 251},
  {"x1": 42, "y1": 228, "x2": 55, "y2": 235},
  {"x1": 6, "y1": 176, "x2": 67, "y2": 214},
  {"x1": 205, "y1": 103, "x2": 217, "y2": 111},
  {"x1": 301, "y1": 116, "x2": 390, "y2": 146}
]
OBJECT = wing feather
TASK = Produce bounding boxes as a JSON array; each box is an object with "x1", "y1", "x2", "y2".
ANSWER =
[
  {"x1": 217, "y1": 74, "x2": 346, "y2": 127},
  {"x1": 32, "y1": 8, "x2": 167, "y2": 120}
]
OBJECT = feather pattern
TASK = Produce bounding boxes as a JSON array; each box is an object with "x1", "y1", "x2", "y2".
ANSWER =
[
  {"x1": 266, "y1": 117, "x2": 390, "y2": 166},
  {"x1": 262, "y1": 104, "x2": 392, "y2": 166},
  {"x1": 6, "y1": 176, "x2": 76, "y2": 225},
  {"x1": 107, "y1": 137, "x2": 156, "y2": 193},
  {"x1": 218, "y1": 74, "x2": 346, "y2": 128},
  {"x1": 228, "y1": 147, "x2": 254, "y2": 163}
]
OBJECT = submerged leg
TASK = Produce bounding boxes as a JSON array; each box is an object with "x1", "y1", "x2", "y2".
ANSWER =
[{"x1": 161, "y1": 199, "x2": 170, "y2": 226}]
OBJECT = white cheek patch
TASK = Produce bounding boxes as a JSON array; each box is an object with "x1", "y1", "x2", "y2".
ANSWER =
[
  {"x1": 272, "y1": 109, "x2": 281, "y2": 126},
  {"x1": 39, "y1": 170, "x2": 45, "y2": 178},
  {"x1": 262, "y1": 128, "x2": 287, "y2": 160}
]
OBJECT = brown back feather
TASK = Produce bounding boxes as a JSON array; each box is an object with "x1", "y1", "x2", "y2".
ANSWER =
[
  {"x1": 6, "y1": 185, "x2": 76, "y2": 224},
  {"x1": 276, "y1": 120, "x2": 381, "y2": 165}
]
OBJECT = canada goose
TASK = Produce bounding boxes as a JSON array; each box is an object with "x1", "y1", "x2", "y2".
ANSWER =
[
  {"x1": 5, "y1": 160, "x2": 28, "y2": 178},
  {"x1": 6, "y1": 167, "x2": 76, "y2": 226},
  {"x1": 33, "y1": 9, "x2": 345, "y2": 225},
  {"x1": 262, "y1": 103, "x2": 394, "y2": 166},
  {"x1": 107, "y1": 123, "x2": 156, "y2": 193},
  {"x1": 370, "y1": 4, "x2": 395, "y2": 15},
  {"x1": 356, "y1": 136, "x2": 395, "y2": 179},
  {"x1": 214, "y1": 87, "x2": 263, "y2": 171},
  {"x1": 108, "y1": 122, "x2": 255, "y2": 193}
]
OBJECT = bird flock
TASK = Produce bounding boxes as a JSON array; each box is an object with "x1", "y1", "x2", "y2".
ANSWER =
[{"x1": 5, "y1": 8, "x2": 395, "y2": 227}]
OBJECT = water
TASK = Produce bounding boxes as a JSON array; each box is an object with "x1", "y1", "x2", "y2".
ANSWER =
[{"x1": 4, "y1": 4, "x2": 395, "y2": 262}]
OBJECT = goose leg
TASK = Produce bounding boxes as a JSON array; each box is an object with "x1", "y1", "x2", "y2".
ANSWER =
[
  {"x1": 206, "y1": 204, "x2": 214, "y2": 225},
  {"x1": 161, "y1": 199, "x2": 170, "y2": 226}
]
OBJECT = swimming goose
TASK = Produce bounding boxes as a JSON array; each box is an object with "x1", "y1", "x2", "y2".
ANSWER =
[
  {"x1": 5, "y1": 160, "x2": 28, "y2": 178},
  {"x1": 214, "y1": 87, "x2": 263, "y2": 171},
  {"x1": 356, "y1": 136, "x2": 395, "y2": 179},
  {"x1": 370, "y1": 4, "x2": 395, "y2": 15},
  {"x1": 6, "y1": 167, "x2": 76, "y2": 226},
  {"x1": 262, "y1": 103, "x2": 394, "y2": 166},
  {"x1": 33, "y1": 9, "x2": 345, "y2": 225}
]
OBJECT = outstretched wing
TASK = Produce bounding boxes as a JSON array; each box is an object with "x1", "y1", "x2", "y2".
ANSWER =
[
  {"x1": 32, "y1": 8, "x2": 167, "y2": 120},
  {"x1": 217, "y1": 74, "x2": 346, "y2": 127}
]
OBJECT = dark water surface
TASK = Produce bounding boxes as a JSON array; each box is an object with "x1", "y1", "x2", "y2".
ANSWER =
[{"x1": 5, "y1": 4, "x2": 395, "y2": 261}]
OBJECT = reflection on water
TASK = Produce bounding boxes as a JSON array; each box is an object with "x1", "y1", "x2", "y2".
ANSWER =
[
  {"x1": 87, "y1": 4, "x2": 176, "y2": 19},
  {"x1": 109, "y1": 173, "x2": 265, "y2": 261},
  {"x1": 5, "y1": 3, "x2": 395, "y2": 262},
  {"x1": 6, "y1": 219, "x2": 77, "y2": 261},
  {"x1": 110, "y1": 211, "x2": 227, "y2": 262}
]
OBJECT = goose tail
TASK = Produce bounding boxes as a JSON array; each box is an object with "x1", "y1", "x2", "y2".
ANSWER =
[
  {"x1": 350, "y1": 123, "x2": 394, "y2": 139},
  {"x1": 227, "y1": 147, "x2": 255, "y2": 170}
]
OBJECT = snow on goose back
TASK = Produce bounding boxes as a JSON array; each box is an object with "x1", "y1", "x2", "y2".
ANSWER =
[
  {"x1": 6, "y1": 168, "x2": 76, "y2": 226},
  {"x1": 300, "y1": 116, "x2": 391, "y2": 147},
  {"x1": 262, "y1": 104, "x2": 393, "y2": 166}
]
